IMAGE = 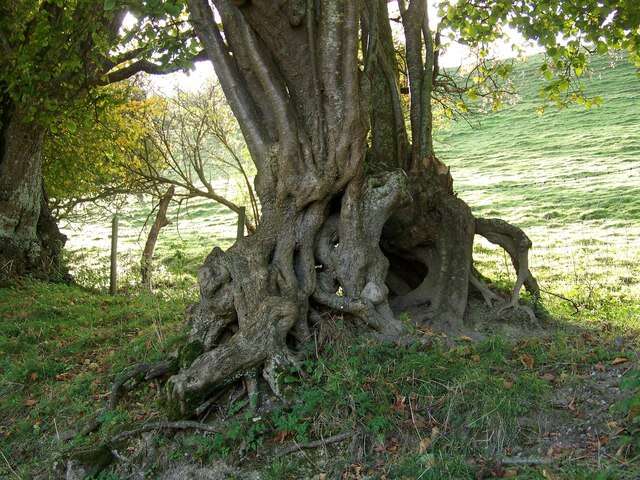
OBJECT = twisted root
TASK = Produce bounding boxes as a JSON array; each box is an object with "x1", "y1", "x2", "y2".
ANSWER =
[{"x1": 474, "y1": 217, "x2": 540, "y2": 323}]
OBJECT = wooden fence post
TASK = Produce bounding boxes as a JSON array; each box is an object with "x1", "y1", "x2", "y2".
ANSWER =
[
  {"x1": 236, "y1": 206, "x2": 246, "y2": 242},
  {"x1": 110, "y1": 213, "x2": 118, "y2": 295}
]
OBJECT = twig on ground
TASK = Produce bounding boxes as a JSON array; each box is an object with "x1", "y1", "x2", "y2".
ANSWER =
[
  {"x1": 0, "y1": 449, "x2": 20, "y2": 480},
  {"x1": 499, "y1": 456, "x2": 552, "y2": 466},
  {"x1": 276, "y1": 432, "x2": 353, "y2": 457},
  {"x1": 539, "y1": 287, "x2": 581, "y2": 313}
]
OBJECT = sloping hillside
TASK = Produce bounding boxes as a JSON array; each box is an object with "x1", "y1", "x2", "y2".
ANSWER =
[{"x1": 437, "y1": 54, "x2": 640, "y2": 302}]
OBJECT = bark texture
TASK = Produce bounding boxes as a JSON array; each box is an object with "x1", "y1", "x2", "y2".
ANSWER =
[
  {"x1": 0, "y1": 107, "x2": 66, "y2": 283},
  {"x1": 165, "y1": 0, "x2": 540, "y2": 416}
]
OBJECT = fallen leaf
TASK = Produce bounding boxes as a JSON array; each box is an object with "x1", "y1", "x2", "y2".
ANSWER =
[
  {"x1": 595, "y1": 362, "x2": 606, "y2": 372},
  {"x1": 24, "y1": 399, "x2": 37, "y2": 407},
  {"x1": 392, "y1": 394, "x2": 406, "y2": 413},
  {"x1": 503, "y1": 379, "x2": 514, "y2": 389},
  {"x1": 520, "y1": 354, "x2": 534, "y2": 369},
  {"x1": 430, "y1": 426, "x2": 440, "y2": 441},
  {"x1": 373, "y1": 443, "x2": 386, "y2": 453},
  {"x1": 541, "y1": 373, "x2": 555, "y2": 382},
  {"x1": 459, "y1": 335, "x2": 474, "y2": 342},
  {"x1": 611, "y1": 357, "x2": 628, "y2": 366},
  {"x1": 471, "y1": 354, "x2": 481, "y2": 363},
  {"x1": 581, "y1": 332, "x2": 595, "y2": 343},
  {"x1": 418, "y1": 437, "x2": 431, "y2": 453},
  {"x1": 29, "y1": 372, "x2": 38, "y2": 381},
  {"x1": 273, "y1": 430, "x2": 291, "y2": 443},
  {"x1": 55, "y1": 372, "x2": 73, "y2": 381}
]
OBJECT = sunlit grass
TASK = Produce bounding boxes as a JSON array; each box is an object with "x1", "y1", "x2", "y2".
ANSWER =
[{"x1": 436, "y1": 53, "x2": 640, "y2": 320}]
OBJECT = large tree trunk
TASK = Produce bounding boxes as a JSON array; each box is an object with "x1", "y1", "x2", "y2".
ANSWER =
[
  {"x1": 165, "y1": 0, "x2": 539, "y2": 416},
  {"x1": 0, "y1": 106, "x2": 66, "y2": 283}
]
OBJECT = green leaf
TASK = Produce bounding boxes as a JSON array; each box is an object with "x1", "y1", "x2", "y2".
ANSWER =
[
  {"x1": 104, "y1": 0, "x2": 116, "y2": 11},
  {"x1": 164, "y1": 2, "x2": 183, "y2": 16}
]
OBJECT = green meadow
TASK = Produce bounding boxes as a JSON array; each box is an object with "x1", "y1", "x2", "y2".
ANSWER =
[
  {"x1": 439, "y1": 53, "x2": 640, "y2": 308},
  {"x1": 1, "y1": 54, "x2": 639, "y2": 478}
]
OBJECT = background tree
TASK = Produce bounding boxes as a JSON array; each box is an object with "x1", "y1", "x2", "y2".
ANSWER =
[
  {"x1": 0, "y1": 0, "x2": 204, "y2": 281},
  {"x1": 43, "y1": 83, "x2": 162, "y2": 221},
  {"x1": 140, "y1": 185, "x2": 175, "y2": 289},
  {"x1": 125, "y1": 82, "x2": 259, "y2": 232}
]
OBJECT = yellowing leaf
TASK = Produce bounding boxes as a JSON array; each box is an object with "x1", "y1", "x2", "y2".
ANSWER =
[
  {"x1": 520, "y1": 354, "x2": 534, "y2": 369},
  {"x1": 418, "y1": 437, "x2": 431, "y2": 453},
  {"x1": 612, "y1": 357, "x2": 628, "y2": 365}
]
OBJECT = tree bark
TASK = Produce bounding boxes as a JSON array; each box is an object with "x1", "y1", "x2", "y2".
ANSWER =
[
  {"x1": 140, "y1": 186, "x2": 175, "y2": 289},
  {"x1": 0, "y1": 106, "x2": 66, "y2": 283}
]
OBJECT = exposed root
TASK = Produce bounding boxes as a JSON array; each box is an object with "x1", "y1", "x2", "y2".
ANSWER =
[
  {"x1": 469, "y1": 269, "x2": 502, "y2": 307},
  {"x1": 161, "y1": 173, "x2": 545, "y2": 420},
  {"x1": 109, "y1": 360, "x2": 176, "y2": 410},
  {"x1": 312, "y1": 171, "x2": 411, "y2": 339},
  {"x1": 475, "y1": 217, "x2": 540, "y2": 323},
  {"x1": 110, "y1": 420, "x2": 220, "y2": 444},
  {"x1": 165, "y1": 297, "x2": 297, "y2": 416},
  {"x1": 496, "y1": 301, "x2": 538, "y2": 324}
]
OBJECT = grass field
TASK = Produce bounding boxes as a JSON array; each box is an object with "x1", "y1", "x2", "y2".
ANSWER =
[
  {"x1": 1, "y1": 54, "x2": 639, "y2": 479},
  {"x1": 439, "y1": 53, "x2": 640, "y2": 307}
]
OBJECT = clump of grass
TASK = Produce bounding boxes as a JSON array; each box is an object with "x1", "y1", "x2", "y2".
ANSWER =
[{"x1": 0, "y1": 281, "x2": 187, "y2": 477}]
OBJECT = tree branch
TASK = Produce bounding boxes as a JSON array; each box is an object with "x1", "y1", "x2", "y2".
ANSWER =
[
  {"x1": 188, "y1": 0, "x2": 269, "y2": 167},
  {"x1": 100, "y1": 50, "x2": 208, "y2": 85}
]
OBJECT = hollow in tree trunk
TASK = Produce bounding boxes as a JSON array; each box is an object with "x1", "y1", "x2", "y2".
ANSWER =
[{"x1": 165, "y1": 0, "x2": 540, "y2": 416}]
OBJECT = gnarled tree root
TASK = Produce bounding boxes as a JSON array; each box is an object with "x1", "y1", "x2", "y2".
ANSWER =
[
  {"x1": 161, "y1": 173, "x2": 543, "y2": 419},
  {"x1": 474, "y1": 217, "x2": 540, "y2": 323},
  {"x1": 165, "y1": 297, "x2": 298, "y2": 417},
  {"x1": 109, "y1": 360, "x2": 177, "y2": 410}
]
